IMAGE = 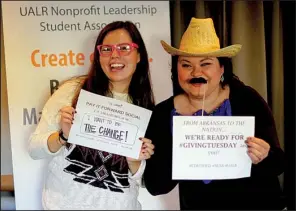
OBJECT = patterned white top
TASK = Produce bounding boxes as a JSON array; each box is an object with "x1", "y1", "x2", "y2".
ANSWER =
[{"x1": 28, "y1": 77, "x2": 146, "y2": 210}]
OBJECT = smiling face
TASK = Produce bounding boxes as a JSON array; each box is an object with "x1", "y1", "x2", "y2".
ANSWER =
[
  {"x1": 177, "y1": 56, "x2": 224, "y2": 99},
  {"x1": 99, "y1": 29, "x2": 140, "y2": 85}
]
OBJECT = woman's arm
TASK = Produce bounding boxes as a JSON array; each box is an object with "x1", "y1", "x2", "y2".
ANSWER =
[
  {"x1": 143, "y1": 103, "x2": 178, "y2": 195},
  {"x1": 28, "y1": 81, "x2": 78, "y2": 160},
  {"x1": 246, "y1": 86, "x2": 285, "y2": 177},
  {"x1": 128, "y1": 160, "x2": 146, "y2": 186},
  {"x1": 47, "y1": 131, "x2": 67, "y2": 153}
]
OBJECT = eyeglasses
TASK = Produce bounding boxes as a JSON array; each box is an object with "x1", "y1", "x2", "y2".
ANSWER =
[{"x1": 97, "y1": 43, "x2": 139, "y2": 57}]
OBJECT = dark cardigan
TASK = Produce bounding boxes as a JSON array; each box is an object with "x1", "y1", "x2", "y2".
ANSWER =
[{"x1": 143, "y1": 78, "x2": 285, "y2": 210}]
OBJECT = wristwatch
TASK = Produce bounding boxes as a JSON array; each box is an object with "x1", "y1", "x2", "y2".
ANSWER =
[{"x1": 59, "y1": 130, "x2": 68, "y2": 142}]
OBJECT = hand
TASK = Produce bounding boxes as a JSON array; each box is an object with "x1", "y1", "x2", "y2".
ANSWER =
[
  {"x1": 59, "y1": 106, "x2": 75, "y2": 139},
  {"x1": 246, "y1": 137, "x2": 270, "y2": 164},
  {"x1": 126, "y1": 138, "x2": 155, "y2": 162}
]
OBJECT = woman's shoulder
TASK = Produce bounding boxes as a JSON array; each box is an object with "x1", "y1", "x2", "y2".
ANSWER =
[
  {"x1": 154, "y1": 96, "x2": 175, "y2": 112},
  {"x1": 48, "y1": 75, "x2": 87, "y2": 102},
  {"x1": 229, "y1": 78, "x2": 272, "y2": 116},
  {"x1": 59, "y1": 75, "x2": 87, "y2": 89},
  {"x1": 229, "y1": 78, "x2": 266, "y2": 103},
  {"x1": 54, "y1": 75, "x2": 87, "y2": 95}
]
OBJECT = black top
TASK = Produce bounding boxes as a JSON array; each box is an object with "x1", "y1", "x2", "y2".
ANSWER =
[{"x1": 143, "y1": 78, "x2": 285, "y2": 210}]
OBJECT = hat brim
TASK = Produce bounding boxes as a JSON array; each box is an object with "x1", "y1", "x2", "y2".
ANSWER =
[{"x1": 160, "y1": 40, "x2": 242, "y2": 58}]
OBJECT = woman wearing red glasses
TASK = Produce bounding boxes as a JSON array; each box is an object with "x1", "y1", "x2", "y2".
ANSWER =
[{"x1": 28, "y1": 21, "x2": 155, "y2": 210}]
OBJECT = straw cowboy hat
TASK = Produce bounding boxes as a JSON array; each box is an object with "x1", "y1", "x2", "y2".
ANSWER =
[{"x1": 161, "y1": 17, "x2": 242, "y2": 57}]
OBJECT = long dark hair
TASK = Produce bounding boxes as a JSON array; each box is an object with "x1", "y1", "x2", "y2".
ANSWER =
[
  {"x1": 72, "y1": 21, "x2": 155, "y2": 110},
  {"x1": 171, "y1": 56, "x2": 239, "y2": 96}
]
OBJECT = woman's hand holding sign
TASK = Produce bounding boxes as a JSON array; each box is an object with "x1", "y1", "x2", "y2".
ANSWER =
[
  {"x1": 59, "y1": 106, "x2": 75, "y2": 138},
  {"x1": 246, "y1": 137, "x2": 270, "y2": 164},
  {"x1": 139, "y1": 137, "x2": 155, "y2": 160},
  {"x1": 47, "y1": 106, "x2": 75, "y2": 152},
  {"x1": 127, "y1": 137, "x2": 155, "y2": 161},
  {"x1": 126, "y1": 138, "x2": 155, "y2": 175}
]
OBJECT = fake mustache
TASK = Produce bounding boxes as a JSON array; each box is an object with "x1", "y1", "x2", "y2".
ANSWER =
[{"x1": 189, "y1": 77, "x2": 207, "y2": 84}]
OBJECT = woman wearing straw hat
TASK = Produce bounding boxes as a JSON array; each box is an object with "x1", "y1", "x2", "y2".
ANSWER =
[{"x1": 143, "y1": 18, "x2": 285, "y2": 210}]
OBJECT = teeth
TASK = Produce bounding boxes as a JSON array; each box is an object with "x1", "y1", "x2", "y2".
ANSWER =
[{"x1": 111, "y1": 64, "x2": 124, "y2": 68}]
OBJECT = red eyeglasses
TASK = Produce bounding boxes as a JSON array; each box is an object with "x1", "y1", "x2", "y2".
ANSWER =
[{"x1": 97, "y1": 43, "x2": 139, "y2": 57}]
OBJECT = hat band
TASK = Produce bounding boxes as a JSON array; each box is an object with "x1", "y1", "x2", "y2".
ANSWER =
[{"x1": 179, "y1": 45, "x2": 221, "y2": 54}]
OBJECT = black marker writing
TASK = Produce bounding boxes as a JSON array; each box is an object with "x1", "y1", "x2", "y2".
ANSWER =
[
  {"x1": 98, "y1": 126, "x2": 127, "y2": 142},
  {"x1": 84, "y1": 123, "x2": 96, "y2": 133}
]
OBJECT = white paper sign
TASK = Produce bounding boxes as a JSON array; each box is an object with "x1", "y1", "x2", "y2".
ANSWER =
[
  {"x1": 172, "y1": 116, "x2": 255, "y2": 180},
  {"x1": 68, "y1": 89, "x2": 152, "y2": 159}
]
